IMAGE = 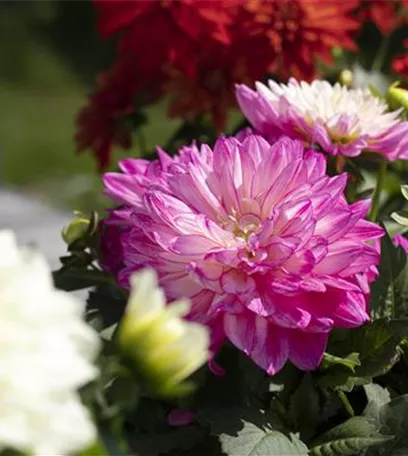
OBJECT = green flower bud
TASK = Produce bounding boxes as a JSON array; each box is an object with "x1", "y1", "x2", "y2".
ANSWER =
[
  {"x1": 339, "y1": 69, "x2": 353, "y2": 88},
  {"x1": 61, "y1": 212, "x2": 90, "y2": 245},
  {"x1": 118, "y1": 269, "x2": 209, "y2": 397},
  {"x1": 387, "y1": 83, "x2": 408, "y2": 114}
]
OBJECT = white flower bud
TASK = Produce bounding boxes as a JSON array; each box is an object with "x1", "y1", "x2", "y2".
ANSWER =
[{"x1": 118, "y1": 269, "x2": 209, "y2": 397}]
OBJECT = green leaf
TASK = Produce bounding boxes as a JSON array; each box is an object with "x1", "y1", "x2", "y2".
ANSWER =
[
  {"x1": 106, "y1": 373, "x2": 140, "y2": 416},
  {"x1": 196, "y1": 346, "x2": 270, "y2": 411},
  {"x1": 320, "y1": 353, "x2": 361, "y2": 372},
  {"x1": 199, "y1": 406, "x2": 308, "y2": 456},
  {"x1": 352, "y1": 320, "x2": 407, "y2": 377},
  {"x1": 368, "y1": 394, "x2": 408, "y2": 456},
  {"x1": 289, "y1": 373, "x2": 321, "y2": 440},
  {"x1": 53, "y1": 268, "x2": 111, "y2": 291},
  {"x1": 393, "y1": 261, "x2": 408, "y2": 318},
  {"x1": 370, "y1": 231, "x2": 407, "y2": 319},
  {"x1": 86, "y1": 285, "x2": 127, "y2": 329},
  {"x1": 323, "y1": 319, "x2": 408, "y2": 389},
  {"x1": 310, "y1": 436, "x2": 391, "y2": 456},
  {"x1": 363, "y1": 384, "x2": 391, "y2": 422},
  {"x1": 318, "y1": 353, "x2": 367, "y2": 392},
  {"x1": 220, "y1": 425, "x2": 309, "y2": 456},
  {"x1": 309, "y1": 417, "x2": 392, "y2": 456}
]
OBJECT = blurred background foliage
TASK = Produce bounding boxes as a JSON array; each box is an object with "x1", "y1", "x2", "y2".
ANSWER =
[
  {"x1": 0, "y1": 0, "x2": 179, "y2": 211},
  {"x1": 0, "y1": 1, "x2": 406, "y2": 212}
]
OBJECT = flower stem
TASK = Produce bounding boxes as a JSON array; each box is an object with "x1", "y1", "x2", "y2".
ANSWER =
[
  {"x1": 368, "y1": 158, "x2": 387, "y2": 222},
  {"x1": 338, "y1": 390, "x2": 355, "y2": 417},
  {"x1": 371, "y1": 35, "x2": 390, "y2": 73}
]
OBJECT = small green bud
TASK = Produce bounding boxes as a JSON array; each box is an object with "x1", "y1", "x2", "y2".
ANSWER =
[
  {"x1": 62, "y1": 212, "x2": 90, "y2": 245},
  {"x1": 387, "y1": 83, "x2": 408, "y2": 115},
  {"x1": 339, "y1": 69, "x2": 353, "y2": 88}
]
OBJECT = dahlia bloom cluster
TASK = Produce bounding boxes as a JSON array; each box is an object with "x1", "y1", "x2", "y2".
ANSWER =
[
  {"x1": 237, "y1": 78, "x2": 408, "y2": 160},
  {"x1": 77, "y1": 0, "x2": 361, "y2": 168},
  {"x1": 0, "y1": 231, "x2": 99, "y2": 455},
  {"x1": 102, "y1": 133, "x2": 383, "y2": 375}
]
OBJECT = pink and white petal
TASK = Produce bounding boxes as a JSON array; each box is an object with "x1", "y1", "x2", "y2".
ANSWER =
[
  {"x1": 313, "y1": 241, "x2": 363, "y2": 275},
  {"x1": 224, "y1": 312, "x2": 289, "y2": 375},
  {"x1": 170, "y1": 235, "x2": 221, "y2": 255},
  {"x1": 338, "y1": 245, "x2": 380, "y2": 277},
  {"x1": 119, "y1": 158, "x2": 150, "y2": 175},
  {"x1": 304, "y1": 149, "x2": 327, "y2": 181},
  {"x1": 347, "y1": 220, "x2": 384, "y2": 241},
  {"x1": 315, "y1": 209, "x2": 353, "y2": 241},
  {"x1": 331, "y1": 292, "x2": 369, "y2": 328},
  {"x1": 103, "y1": 173, "x2": 145, "y2": 205}
]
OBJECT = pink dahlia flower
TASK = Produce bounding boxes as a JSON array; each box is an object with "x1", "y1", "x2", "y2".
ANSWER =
[
  {"x1": 236, "y1": 78, "x2": 408, "y2": 160},
  {"x1": 103, "y1": 135, "x2": 383, "y2": 375}
]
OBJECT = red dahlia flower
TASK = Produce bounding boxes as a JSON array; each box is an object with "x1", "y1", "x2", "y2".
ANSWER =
[
  {"x1": 75, "y1": 57, "x2": 162, "y2": 169},
  {"x1": 393, "y1": 40, "x2": 408, "y2": 78},
  {"x1": 93, "y1": 0, "x2": 236, "y2": 77},
  {"x1": 164, "y1": 32, "x2": 272, "y2": 131},
  {"x1": 244, "y1": 0, "x2": 360, "y2": 80},
  {"x1": 359, "y1": 0, "x2": 408, "y2": 35}
]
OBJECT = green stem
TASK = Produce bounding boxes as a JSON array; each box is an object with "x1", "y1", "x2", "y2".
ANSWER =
[
  {"x1": 368, "y1": 158, "x2": 387, "y2": 222},
  {"x1": 338, "y1": 390, "x2": 355, "y2": 417},
  {"x1": 371, "y1": 35, "x2": 391, "y2": 73}
]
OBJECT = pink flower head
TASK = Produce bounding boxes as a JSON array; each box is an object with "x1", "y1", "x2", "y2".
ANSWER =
[
  {"x1": 103, "y1": 135, "x2": 383, "y2": 375},
  {"x1": 236, "y1": 78, "x2": 408, "y2": 160}
]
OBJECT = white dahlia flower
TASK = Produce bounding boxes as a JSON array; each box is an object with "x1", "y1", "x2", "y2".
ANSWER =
[
  {"x1": 0, "y1": 230, "x2": 99, "y2": 455},
  {"x1": 237, "y1": 78, "x2": 408, "y2": 160}
]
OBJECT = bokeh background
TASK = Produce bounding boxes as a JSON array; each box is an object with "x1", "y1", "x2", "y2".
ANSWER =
[
  {"x1": 0, "y1": 0, "x2": 180, "y2": 212},
  {"x1": 0, "y1": 0, "x2": 407, "y2": 214}
]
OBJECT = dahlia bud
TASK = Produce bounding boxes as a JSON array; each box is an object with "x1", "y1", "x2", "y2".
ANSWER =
[
  {"x1": 387, "y1": 83, "x2": 408, "y2": 115},
  {"x1": 62, "y1": 211, "x2": 90, "y2": 245},
  {"x1": 118, "y1": 269, "x2": 209, "y2": 397},
  {"x1": 339, "y1": 69, "x2": 353, "y2": 88}
]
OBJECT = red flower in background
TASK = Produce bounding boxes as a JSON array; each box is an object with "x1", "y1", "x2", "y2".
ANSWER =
[
  {"x1": 164, "y1": 9, "x2": 273, "y2": 131},
  {"x1": 359, "y1": 0, "x2": 408, "y2": 35},
  {"x1": 393, "y1": 39, "x2": 408, "y2": 77},
  {"x1": 94, "y1": 0, "x2": 235, "y2": 78},
  {"x1": 77, "y1": 0, "x2": 362, "y2": 168},
  {"x1": 75, "y1": 56, "x2": 163, "y2": 170},
  {"x1": 244, "y1": 0, "x2": 360, "y2": 80}
]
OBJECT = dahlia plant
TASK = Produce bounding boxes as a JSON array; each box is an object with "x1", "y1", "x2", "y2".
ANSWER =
[
  {"x1": 48, "y1": 73, "x2": 408, "y2": 455},
  {"x1": 9, "y1": 1, "x2": 408, "y2": 455}
]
